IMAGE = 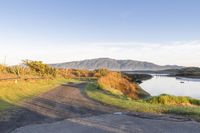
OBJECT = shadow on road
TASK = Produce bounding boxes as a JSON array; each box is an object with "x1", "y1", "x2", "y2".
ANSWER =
[
  {"x1": 0, "y1": 99, "x2": 59, "y2": 133},
  {"x1": 0, "y1": 83, "x2": 111, "y2": 133}
]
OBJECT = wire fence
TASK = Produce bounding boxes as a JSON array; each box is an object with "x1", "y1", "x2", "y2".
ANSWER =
[
  {"x1": 0, "y1": 77, "x2": 45, "y2": 81},
  {"x1": 0, "y1": 77, "x2": 20, "y2": 81}
]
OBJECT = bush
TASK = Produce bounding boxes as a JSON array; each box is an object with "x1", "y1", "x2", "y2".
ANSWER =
[
  {"x1": 6, "y1": 66, "x2": 20, "y2": 76},
  {"x1": 0, "y1": 65, "x2": 26, "y2": 76},
  {"x1": 94, "y1": 68, "x2": 109, "y2": 77},
  {"x1": 0, "y1": 64, "x2": 6, "y2": 73},
  {"x1": 23, "y1": 60, "x2": 57, "y2": 77},
  {"x1": 97, "y1": 71, "x2": 150, "y2": 99},
  {"x1": 58, "y1": 69, "x2": 93, "y2": 78}
]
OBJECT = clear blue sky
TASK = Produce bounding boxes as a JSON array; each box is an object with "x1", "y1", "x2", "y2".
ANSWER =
[{"x1": 0, "y1": 0, "x2": 200, "y2": 66}]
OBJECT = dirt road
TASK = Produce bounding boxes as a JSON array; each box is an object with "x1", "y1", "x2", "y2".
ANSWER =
[
  {"x1": 12, "y1": 114, "x2": 200, "y2": 133},
  {"x1": 0, "y1": 82, "x2": 120, "y2": 133},
  {"x1": 1, "y1": 82, "x2": 200, "y2": 133}
]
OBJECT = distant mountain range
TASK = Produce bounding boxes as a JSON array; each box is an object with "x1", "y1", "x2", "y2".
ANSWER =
[{"x1": 50, "y1": 58, "x2": 183, "y2": 71}]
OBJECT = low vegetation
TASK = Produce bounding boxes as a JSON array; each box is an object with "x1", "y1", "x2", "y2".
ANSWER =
[
  {"x1": 0, "y1": 64, "x2": 25, "y2": 78},
  {"x1": 0, "y1": 60, "x2": 57, "y2": 79},
  {"x1": 1, "y1": 60, "x2": 200, "y2": 121},
  {"x1": 84, "y1": 69, "x2": 200, "y2": 121},
  {"x1": 145, "y1": 94, "x2": 200, "y2": 106},
  {"x1": 0, "y1": 60, "x2": 80, "y2": 111},
  {"x1": 58, "y1": 68, "x2": 94, "y2": 78},
  {"x1": 0, "y1": 60, "x2": 103, "y2": 79},
  {"x1": 97, "y1": 71, "x2": 150, "y2": 99},
  {"x1": 23, "y1": 60, "x2": 57, "y2": 77},
  {"x1": 0, "y1": 78, "x2": 75, "y2": 111},
  {"x1": 0, "y1": 61, "x2": 115, "y2": 112},
  {"x1": 85, "y1": 83, "x2": 200, "y2": 121}
]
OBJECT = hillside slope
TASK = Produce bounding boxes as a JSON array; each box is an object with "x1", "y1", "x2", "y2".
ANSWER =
[
  {"x1": 175, "y1": 67, "x2": 200, "y2": 78},
  {"x1": 51, "y1": 58, "x2": 183, "y2": 71},
  {"x1": 97, "y1": 71, "x2": 150, "y2": 99}
]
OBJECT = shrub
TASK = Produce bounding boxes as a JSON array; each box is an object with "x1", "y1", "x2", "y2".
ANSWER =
[
  {"x1": 0, "y1": 64, "x2": 6, "y2": 73},
  {"x1": 23, "y1": 60, "x2": 57, "y2": 77},
  {"x1": 97, "y1": 71, "x2": 150, "y2": 99},
  {"x1": 94, "y1": 68, "x2": 109, "y2": 77},
  {"x1": 58, "y1": 69, "x2": 96, "y2": 78},
  {"x1": 0, "y1": 65, "x2": 26, "y2": 76},
  {"x1": 6, "y1": 66, "x2": 20, "y2": 76}
]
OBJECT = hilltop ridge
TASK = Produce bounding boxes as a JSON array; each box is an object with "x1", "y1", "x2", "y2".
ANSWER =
[{"x1": 50, "y1": 58, "x2": 183, "y2": 71}]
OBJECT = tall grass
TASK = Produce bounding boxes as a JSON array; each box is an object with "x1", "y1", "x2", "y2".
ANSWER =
[{"x1": 145, "y1": 94, "x2": 200, "y2": 106}]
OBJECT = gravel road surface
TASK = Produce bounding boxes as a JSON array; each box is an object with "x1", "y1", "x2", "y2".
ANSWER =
[{"x1": 12, "y1": 113, "x2": 200, "y2": 133}]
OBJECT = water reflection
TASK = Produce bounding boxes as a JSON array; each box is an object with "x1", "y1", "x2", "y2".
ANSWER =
[{"x1": 140, "y1": 75, "x2": 200, "y2": 99}]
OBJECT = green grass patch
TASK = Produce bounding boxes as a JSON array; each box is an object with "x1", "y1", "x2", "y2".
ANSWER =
[
  {"x1": 145, "y1": 94, "x2": 200, "y2": 106},
  {"x1": 85, "y1": 83, "x2": 200, "y2": 121},
  {"x1": 0, "y1": 78, "x2": 79, "y2": 111}
]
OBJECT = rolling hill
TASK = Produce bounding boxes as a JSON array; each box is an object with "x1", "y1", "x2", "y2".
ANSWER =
[{"x1": 50, "y1": 58, "x2": 183, "y2": 71}]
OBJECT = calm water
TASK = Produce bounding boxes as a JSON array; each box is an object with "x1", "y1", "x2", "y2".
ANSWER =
[{"x1": 140, "y1": 75, "x2": 200, "y2": 99}]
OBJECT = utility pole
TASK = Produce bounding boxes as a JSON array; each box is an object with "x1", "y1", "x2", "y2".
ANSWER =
[{"x1": 4, "y1": 56, "x2": 6, "y2": 65}]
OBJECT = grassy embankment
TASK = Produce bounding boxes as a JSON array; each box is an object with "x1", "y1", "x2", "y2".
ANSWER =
[{"x1": 85, "y1": 71, "x2": 200, "y2": 121}]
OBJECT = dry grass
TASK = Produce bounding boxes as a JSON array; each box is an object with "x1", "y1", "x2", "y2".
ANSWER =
[
  {"x1": 0, "y1": 73, "x2": 18, "y2": 79},
  {"x1": 97, "y1": 72, "x2": 150, "y2": 99}
]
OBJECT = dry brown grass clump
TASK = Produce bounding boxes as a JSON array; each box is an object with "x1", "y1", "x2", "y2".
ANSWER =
[
  {"x1": 0, "y1": 73, "x2": 17, "y2": 79},
  {"x1": 58, "y1": 69, "x2": 94, "y2": 78},
  {"x1": 98, "y1": 72, "x2": 150, "y2": 99}
]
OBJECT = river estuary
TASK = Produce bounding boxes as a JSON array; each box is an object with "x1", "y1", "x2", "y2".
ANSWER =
[{"x1": 140, "y1": 75, "x2": 200, "y2": 99}]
